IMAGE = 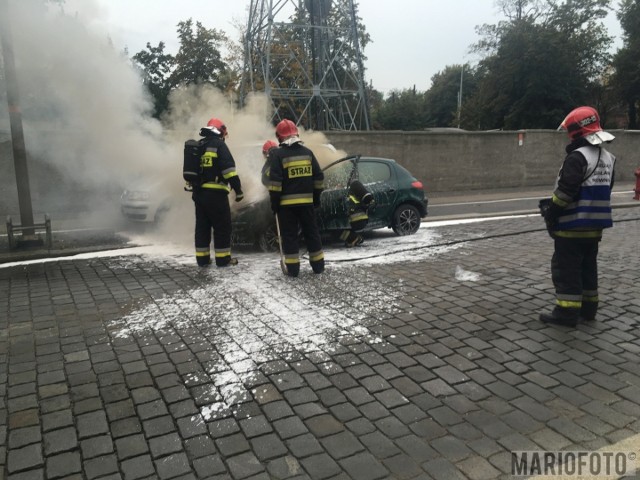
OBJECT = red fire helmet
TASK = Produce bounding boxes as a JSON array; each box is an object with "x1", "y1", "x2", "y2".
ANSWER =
[
  {"x1": 206, "y1": 118, "x2": 227, "y2": 137},
  {"x1": 275, "y1": 119, "x2": 299, "y2": 143},
  {"x1": 262, "y1": 140, "x2": 278, "y2": 156}
]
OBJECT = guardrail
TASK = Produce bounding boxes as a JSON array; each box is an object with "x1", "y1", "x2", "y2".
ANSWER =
[{"x1": 6, "y1": 214, "x2": 52, "y2": 250}]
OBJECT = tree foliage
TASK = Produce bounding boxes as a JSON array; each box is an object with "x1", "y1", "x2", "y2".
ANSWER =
[
  {"x1": 132, "y1": 41, "x2": 174, "y2": 119},
  {"x1": 369, "y1": 0, "x2": 617, "y2": 131},
  {"x1": 372, "y1": 87, "x2": 426, "y2": 130},
  {"x1": 465, "y1": 0, "x2": 612, "y2": 130},
  {"x1": 126, "y1": 0, "x2": 636, "y2": 131},
  {"x1": 610, "y1": 0, "x2": 640, "y2": 128},
  {"x1": 171, "y1": 19, "x2": 229, "y2": 89},
  {"x1": 131, "y1": 19, "x2": 231, "y2": 119},
  {"x1": 424, "y1": 64, "x2": 478, "y2": 128}
]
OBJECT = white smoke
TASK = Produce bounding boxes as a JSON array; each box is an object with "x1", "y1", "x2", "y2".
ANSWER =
[{"x1": 1, "y1": 0, "x2": 344, "y2": 243}]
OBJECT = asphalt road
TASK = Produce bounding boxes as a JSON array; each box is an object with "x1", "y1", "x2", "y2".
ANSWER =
[
  {"x1": 1, "y1": 183, "x2": 638, "y2": 264},
  {"x1": 426, "y1": 183, "x2": 638, "y2": 221}
]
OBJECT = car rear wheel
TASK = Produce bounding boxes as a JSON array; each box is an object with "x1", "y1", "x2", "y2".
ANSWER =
[
  {"x1": 392, "y1": 204, "x2": 421, "y2": 235},
  {"x1": 257, "y1": 223, "x2": 280, "y2": 252}
]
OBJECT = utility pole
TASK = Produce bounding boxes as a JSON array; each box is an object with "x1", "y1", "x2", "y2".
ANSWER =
[
  {"x1": 457, "y1": 64, "x2": 464, "y2": 129},
  {"x1": 0, "y1": 0, "x2": 35, "y2": 236}
]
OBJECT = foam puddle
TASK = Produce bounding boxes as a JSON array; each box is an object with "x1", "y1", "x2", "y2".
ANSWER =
[
  {"x1": 6, "y1": 220, "x2": 485, "y2": 421},
  {"x1": 106, "y1": 224, "x2": 470, "y2": 421}
]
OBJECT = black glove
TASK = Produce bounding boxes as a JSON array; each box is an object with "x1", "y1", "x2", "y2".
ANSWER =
[
  {"x1": 235, "y1": 190, "x2": 244, "y2": 202},
  {"x1": 538, "y1": 199, "x2": 551, "y2": 218},
  {"x1": 539, "y1": 198, "x2": 557, "y2": 237},
  {"x1": 271, "y1": 197, "x2": 280, "y2": 215}
]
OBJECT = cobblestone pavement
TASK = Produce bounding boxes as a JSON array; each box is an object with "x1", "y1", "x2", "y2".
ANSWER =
[{"x1": 1, "y1": 210, "x2": 639, "y2": 480}]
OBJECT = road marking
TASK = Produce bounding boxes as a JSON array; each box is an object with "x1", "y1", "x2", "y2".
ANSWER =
[{"x1": 434, "y1": 190, "x2": 634, "y2": 208}]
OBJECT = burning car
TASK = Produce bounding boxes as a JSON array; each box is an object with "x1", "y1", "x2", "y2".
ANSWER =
[
  {"x1": 233, "y1": 154, "x2": 428, "y2": 250},
  {"x1": 120, "y1": 150, "x2": 427, "y2": 251}
]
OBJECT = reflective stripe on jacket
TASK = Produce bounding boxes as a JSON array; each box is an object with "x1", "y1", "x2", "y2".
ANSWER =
[
  {"x1": 348, "y1": 195, "x2": 369, "y2": 223},
  {"x1": 553, "y1": 146, "x2": 615, "y2": 234},
  {"x1": 268, "y1": 144, "x2": 324, "y2": 207},
  {"x1": 198, "y1": 138, "x2": 241, "y2": 195}
]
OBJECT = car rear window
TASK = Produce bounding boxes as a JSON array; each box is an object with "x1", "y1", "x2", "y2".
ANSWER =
[{"x1": 358, "y1": 161, "x2": 391, "y2": 184}]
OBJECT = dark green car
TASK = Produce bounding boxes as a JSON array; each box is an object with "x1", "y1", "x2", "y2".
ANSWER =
[
  {"x1": 317, "y1": 154, "x2": 428, "y2": 235},
  {"x1": 232, "y1": 154, "x2": 428, "y2": 250}
]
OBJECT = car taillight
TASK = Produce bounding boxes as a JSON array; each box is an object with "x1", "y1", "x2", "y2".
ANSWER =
[{"x1": 411, "y1": 181, "x2": 423, "y2": 189}]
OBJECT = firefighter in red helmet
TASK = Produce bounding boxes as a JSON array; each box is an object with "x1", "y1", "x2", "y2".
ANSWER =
[
  {"x1": 260, "y1": 139, "x2": 279, "y2": 187},
  {"x1": 539, "y1": 106, "x2": 616, "y2": 327},
  {"x1": 267, "y1": 120, "x2": 325, "y2": 276},
  {"x1": 191, "y1": 117, "x2": 244, "y2": 267}
]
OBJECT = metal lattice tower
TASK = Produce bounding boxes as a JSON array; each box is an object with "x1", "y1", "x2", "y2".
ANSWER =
[{"x1": 240, "y1": 0, "x2": 370, "y2": 131}]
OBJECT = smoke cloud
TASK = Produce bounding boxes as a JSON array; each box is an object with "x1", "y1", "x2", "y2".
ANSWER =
[{"x1": 0, "y1": 0, "x2": 345, "y2": 247}]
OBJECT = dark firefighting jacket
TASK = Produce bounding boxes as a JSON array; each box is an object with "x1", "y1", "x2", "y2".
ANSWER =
[
  {"x1": 267, "y1": 143, "x2": 324, "y2": 207},
  {"x1": 347, "y1": 180, "x2": 374, "y2": 225},
  {"x1": 548, "y1": 138, "x2": 615, "y2": 239},
  {"x1": 261, "y1": 159, "x2": 270, "y2": 187},
  {"x1": 198, "y1": 134, "x2": 242, "y2": 196}
]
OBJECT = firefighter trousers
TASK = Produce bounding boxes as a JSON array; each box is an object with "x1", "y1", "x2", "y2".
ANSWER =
[
  {"x1": 193, "y1": 189, "x2": 233, "y2": 267},
  {"x1": 551, "y1": 236, "x2": 599, "y2": 320},
  {"x1": 278, "y1": 206, "x2": 324, "y2": 276},
  {"x1": 340, "y1": 218, "x2": 367, "y2": 246}
]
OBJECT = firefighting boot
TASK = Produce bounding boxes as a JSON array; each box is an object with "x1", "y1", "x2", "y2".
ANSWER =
[
  {"x1": 580, "y1": 302, "x2": 597, "y2": 322},
  {"x1": 216, "y1": 257, "x2": 238, "y2": 267},
  {"x1": 345, "y1": 234, "x2": 359, "y2": 248},
  {"x1": 286, "y1": 263, "x2": 300, "y2": 277},
  {"x1": 197, "y1": 257, "x2": 212, "y2": 267},
  {"x1": 311, "y1": 259, "x2": 325, "y2": 274},
  {"x1": 539, "y1": 307, "x2": 579, "y2": 327}
]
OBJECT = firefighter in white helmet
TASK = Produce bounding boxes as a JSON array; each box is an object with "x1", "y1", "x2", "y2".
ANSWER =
[{"x1": 539, "y1": 106, "x2": 616, "y2": 327}]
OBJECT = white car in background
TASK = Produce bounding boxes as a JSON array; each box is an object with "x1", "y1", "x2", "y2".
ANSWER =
[{"x1": 120, "y1": 183, "x2": 171, "y2": 222}]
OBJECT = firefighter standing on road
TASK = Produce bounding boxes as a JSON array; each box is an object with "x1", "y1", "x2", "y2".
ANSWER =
[
  {"x1": 267, "y1": 119, "x2": 325, "y2": 276},
  {"x1": 192, "y1": 117, "x2": 244, "y2": 267},
  {"x1": 539, "y1": 106, "x2": 616, "y2": 327}
]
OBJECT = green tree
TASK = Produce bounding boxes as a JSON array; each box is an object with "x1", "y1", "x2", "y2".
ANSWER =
[
  {"x1": 611, "y1": 0, "x2": 640, "y2": 128},
  {"x1": 423, "y1": 64, "x2": 478, "y2": 128},
  {"x1": 170, "y1": 19, "x2": 229, "y2": 89},
  {"x1": 366, "y1": 85, "x2": 385, "y2": 129},
  {"x1": 372, "y1": 87, "x2": 427, "y2": 130},
  {"x1": 132, "y1": 19, "x2": 234, "y2": 119},
  {"x1": 466, "y1": 0, "x2": 612, "y2": 129},
  {"x1": 132, "y1": 41, "x2": 174, "y2": 119}
]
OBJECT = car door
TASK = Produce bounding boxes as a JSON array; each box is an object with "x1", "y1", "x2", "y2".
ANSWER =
[
  {"x1": 317, "y1": 157, "x2": 355, "y2": 231},
  {"x1": 356, "y1": 160, "x2": 398, "y2": 229}
]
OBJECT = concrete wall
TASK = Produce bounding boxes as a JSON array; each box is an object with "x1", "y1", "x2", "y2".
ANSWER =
[
  {"x1": 2, "y1": 130, "x2": 639, "y2": 216},
  {"x1": 325, "y1": 130, "x2": 640, "y2": 193}
]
